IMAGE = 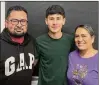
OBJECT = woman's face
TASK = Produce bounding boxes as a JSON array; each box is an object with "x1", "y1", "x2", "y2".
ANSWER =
[{"x1": 75, "y1": 27, "x2": 94, "y2": 50}]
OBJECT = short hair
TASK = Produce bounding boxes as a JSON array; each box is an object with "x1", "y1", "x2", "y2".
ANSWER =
[
  {"x1": 46, "y1": 5, "x2": 65, "y2": 18},
  {"x1": 75, "y1": 24, "x2": 95, "y2": 36},
  {"x1": 6, "y1": 5, "x2": 28, "y2": 19}
]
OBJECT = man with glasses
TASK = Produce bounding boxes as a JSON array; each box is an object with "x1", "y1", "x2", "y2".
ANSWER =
[{"x1": 0, "y1": 6, "x2": 36, "y2": 85}]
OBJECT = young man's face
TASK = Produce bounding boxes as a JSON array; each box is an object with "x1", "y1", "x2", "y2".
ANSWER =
[
  {"x1": 45, "y1": 14, "x2": 65, "y2": 34},
  {"x1": 5, "y1": 10, "x2": 28, "y2": 37}
]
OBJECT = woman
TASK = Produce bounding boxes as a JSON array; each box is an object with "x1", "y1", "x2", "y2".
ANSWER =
[{"x1": 67, "y1": 24, "x2": 98, "y2": 85}]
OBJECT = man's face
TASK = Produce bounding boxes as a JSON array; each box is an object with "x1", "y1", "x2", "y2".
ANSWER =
[
  {"x1": 45, "y1": 14, "x2": 65, "y2": 34},
  {"x1": 5, "y1": 10, "x2": 28, "y2": 37}
]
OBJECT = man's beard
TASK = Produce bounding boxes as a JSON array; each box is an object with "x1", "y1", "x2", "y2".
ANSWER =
[
  {"x1": 9, "y1": 32, "x2": 25, "y2": 38},
  {"x1": 7, "y1": 28, "x2": 26, "y2": 38}
]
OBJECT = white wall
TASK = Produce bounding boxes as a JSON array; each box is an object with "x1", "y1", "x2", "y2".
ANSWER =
[{"x1": 1, "y1": 1, "x2": 5, "y2": 32}]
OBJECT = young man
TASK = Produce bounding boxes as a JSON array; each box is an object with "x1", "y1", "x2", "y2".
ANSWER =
[
  {"x1": 0, "y1": 6, "x2": 36, "y2": 85},
  {"x1": 36, "y1": 5, "x2": 75, "y2": 85}
]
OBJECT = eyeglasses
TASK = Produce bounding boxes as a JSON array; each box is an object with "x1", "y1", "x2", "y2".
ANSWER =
[{"x1": 8, "y1": 19, "x2": 28, "y2": 26}]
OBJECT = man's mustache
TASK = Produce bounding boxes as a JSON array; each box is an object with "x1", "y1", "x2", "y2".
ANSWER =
[{"x1": 14, "y1": 26, "x2": 23, "y2": 30}]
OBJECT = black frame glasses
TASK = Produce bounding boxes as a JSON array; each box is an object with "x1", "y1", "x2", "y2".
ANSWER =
[{"x1": 8, "y1": 19, "x2": 28, "y2": 26}]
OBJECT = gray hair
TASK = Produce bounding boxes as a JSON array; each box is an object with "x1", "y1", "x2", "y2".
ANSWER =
[{"x1": 75, "y1": 24, "x2": 95, "y2": 36}]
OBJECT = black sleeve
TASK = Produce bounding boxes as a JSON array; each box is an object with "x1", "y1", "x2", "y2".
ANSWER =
[
  {"x1": 0, "y1": 35, "x2": 4, "y2": 85},
  {"x1": 30, "y1": 36, "x2": 39, "y2": 76}
]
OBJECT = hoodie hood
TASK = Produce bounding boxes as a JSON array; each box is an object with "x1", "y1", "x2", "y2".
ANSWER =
[{"x1": 1, "y1": 28, "x2": 30, "y2": 46}]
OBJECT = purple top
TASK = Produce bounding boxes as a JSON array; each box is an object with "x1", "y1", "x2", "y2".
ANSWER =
[{"x1": 67, "y1": 50, "x2": 98, "y2": 85}]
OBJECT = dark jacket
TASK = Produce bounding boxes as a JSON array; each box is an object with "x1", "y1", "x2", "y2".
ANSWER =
[{"x1": 0, "y1": 28, "x2": 36, "y2": 85}]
